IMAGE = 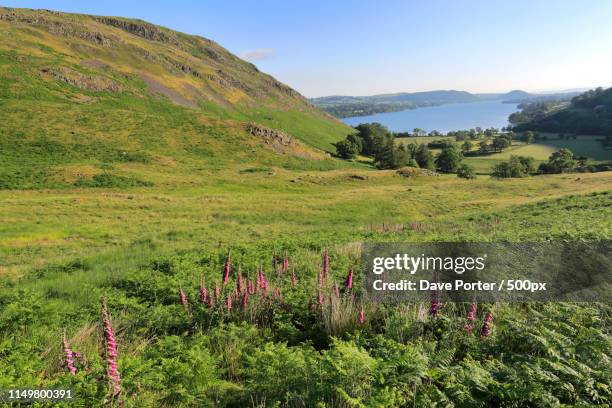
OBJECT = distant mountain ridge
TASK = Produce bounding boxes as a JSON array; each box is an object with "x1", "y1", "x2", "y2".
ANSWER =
[{"x1": 312, "y1": 89, "x2": 579, "y2": 118}]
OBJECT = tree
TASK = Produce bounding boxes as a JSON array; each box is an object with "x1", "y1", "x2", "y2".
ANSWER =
[
  {"x1": 457, "y1": 163, "x2": 476, "y2": 179},
  {"x1": 346, "y1": 133, "x2": 363, "y2": 152},
  {"x1": 334, "y1": 139, "x2": 360, "y2": 159},
  {"x1": 406, "y1": 141, "x2": 419, "y2": 158},
  {"x1": 461, "y1": 140, "x2": 472, "y2": 154},
  {"x1": 354, "y1": 123, "x2": 389, "y2": 156},
  {"x1": 435, "y1": 144, "x2": 463, "y2": 173},
  {"x1": 415, "y1": 144, "x2": 434, "y2": 170},
  {"x1": 539, "y1": 148, "x2": 576, "y2": 174},
  {"x1": 492, "y1": 155, "x2": 535, "y2": 178},
  {"x1": 413, "y1": 128, "x2": 426, "y2": 137},
  {"x1": 492, "y1": 134, "x2": 512, "y2": 152},
  {"x1": 478, "y1": 140, "x2": 489, "y2": 154},
  {"x1": 393, "y1": 144, "x2": 411, "y2": 168},
  {"x1": 525, "y1": 131, "x2": 534, "y2": 144},
  {"x1": 374, "y1": 140, "x2": 409, "y2": 169}
]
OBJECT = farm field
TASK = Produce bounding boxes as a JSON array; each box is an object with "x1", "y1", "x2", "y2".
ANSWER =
[{"x1": 397, "y1": 135, "x2": 612, "y2": 174}]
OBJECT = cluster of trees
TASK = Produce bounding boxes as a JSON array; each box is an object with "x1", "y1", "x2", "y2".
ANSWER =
[
  {"x1": 513, "y1": 87, "x2": 612, "y2": 136},
  {"x1": 492, "y1": 156, "x2": 536, "y2": 178},
  {"x1": 334, "y1": 123, "x2": 434, "y2": 169},
  {"x1": 448, "y1": 127, "x2": 501, "y2": 141},
  {"x1": 428, "y1": 129, "x2": 515, "y2": 156},
  {"x1": 319, "y1": 101, "x2": 418, "y2": 118},
  {"x1": 396, "y1": 128, "x2": 440, "y2": 138},
  {"x1": 538, "y1": 148, "x2": 577, "y2": 174},
  {"x1": 508, "y1": 100, "x2": 569, "y2": 125},
  {"x1": 335, "y1": 123, "x2": 476, "y2": 177},
  {"x1": 571, "y1": 87, "x2": 609, "y2": 108},
  {"x1": 492, "y1": 148, "x2": 586, "y2": 178}
]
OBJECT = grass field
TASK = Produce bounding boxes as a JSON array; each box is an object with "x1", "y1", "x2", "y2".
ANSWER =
[
  {"x1": 397, "y1": 135, "x2": 611, "y2": 174},
  {"x1": 3, "y1": 169, "x2": 611, "y2": 276}
]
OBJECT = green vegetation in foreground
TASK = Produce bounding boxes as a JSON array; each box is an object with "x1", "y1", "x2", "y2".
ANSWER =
[{"x1": 1, "y1": 190, "x2": 611, "y2": 406}]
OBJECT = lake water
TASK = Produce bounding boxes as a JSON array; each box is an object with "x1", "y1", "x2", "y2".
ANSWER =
[{"x1": 342, "y1": 100, "x2": 519, "y2": 133}]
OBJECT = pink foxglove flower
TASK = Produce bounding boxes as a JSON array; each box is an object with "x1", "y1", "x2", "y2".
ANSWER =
[
  {"x1": 282, "y1": 255, "x2": 289, "y2": 274},
  {"x1": 223, "y1": 253, "x2": 231, "y2": 285},
  {"x1": 199, "y1": 285, "x2": 207, "y2": 304},
  {"x1": 179, "y1": 287, "x2": 189, "y2": 310},
  {"x1": 241, "y1": 290, "x2": 249, "y2": 308},
  {"x1": 430, "y1": 288, "x2": 440, "y2": 317},
  {"x1": 345, "y1": 269, "x2": 353, "y2": 290},
  {"x1": 215, "y1": 285, "x2": 220, "y2": 299},
  {"x1": 464, "y1": 303, "x2": 476, "y2": 332},
  {"x1": 226, "y1": 294, "x2": 232, "y2": 311},
  {"x1": 101, "y1": 301, "x2": 121, "y2": 398},
  {"x1": 62, "y1": 335, "x2": 77, "y2": 375},
  {"x1": 359, "y1": 305, "x2": 365, "y2": 325},
  {"x1": 208, "y1": 294, "x2": 214, "y2": 309},
  {"x1": 317, "y1": 290, "x2": 324, "y2": 306},
  {"x1": 291, "y1": 267, "x2": 297, "y2": 287},
  {"x1": 481, "y1": 312, "x2": 493, "y2": 337}
]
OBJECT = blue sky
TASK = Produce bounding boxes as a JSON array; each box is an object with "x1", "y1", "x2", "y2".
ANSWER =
[{"x1": 3, "y1": 0, "x2": 612, "y2": 97}]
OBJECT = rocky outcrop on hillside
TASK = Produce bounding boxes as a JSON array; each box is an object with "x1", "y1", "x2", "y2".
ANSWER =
[
  {"x1": 246, "y1": 124, "x2": 292, "y2": 148},
  {"x1": 93, "y1": 17, "x2": 179, "y2": 45},
  {"x1": 397, "y1": 167, "x2": 439, "y2": 177},
  {"x1": 0, "y1": 9, "x2": 114, "y2": 46},
  {"x1": 40, "y1": 67, "x2": 122, "y2": 92}
]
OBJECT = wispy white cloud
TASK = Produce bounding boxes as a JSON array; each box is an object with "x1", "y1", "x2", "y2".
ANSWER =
[{"x1": 240, "y1": 48, "x2": 275, "y2": 61}]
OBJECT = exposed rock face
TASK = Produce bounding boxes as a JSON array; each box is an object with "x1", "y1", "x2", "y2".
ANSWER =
[
  {"x1": 0, "y1": 10, "x2": 113, "y2": 46},
  {"x1": 397, "y1": 167, "x2": 439, "y2": 177},
  {"x1": 93, "y1": 16, "x2": 178, "y2": 45},
  {"x1": 246, "y1": 124, "x2": 292, "y2": 151},
  {"x1": 41, "y1": 67, "x2": 121, "y2": 92}
]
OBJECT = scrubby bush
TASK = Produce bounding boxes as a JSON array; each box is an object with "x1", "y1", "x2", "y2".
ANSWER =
[
  {"x1": 492, "y1": 155, "x2": 535, "y2": 178},
  {"x1": 435, "y1": 143, "x2": 464, "y2": 173},
  {"x1": 457, "y1": 163, "x2": 476, "y2": 179}
]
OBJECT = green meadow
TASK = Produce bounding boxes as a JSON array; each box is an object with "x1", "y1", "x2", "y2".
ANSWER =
[{"x1": 397, "y1": 134, "x2": 612, "y2": 174}]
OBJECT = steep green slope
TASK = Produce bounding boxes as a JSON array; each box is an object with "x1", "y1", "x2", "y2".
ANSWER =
[
  {"x1": 515, "y1": 87, "x2": 612, "y2": 135},
  {"x1": 0, "y1": 7, "x2": 351, "y2": 189}
]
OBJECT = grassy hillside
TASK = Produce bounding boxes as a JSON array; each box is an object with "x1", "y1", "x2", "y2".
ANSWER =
[
  {"x1": 515, "y1": 87, "x2": 612, "y2": 135},
  {"x1": 0, "y1": 7, "x2": 351, "y2": 190}
]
